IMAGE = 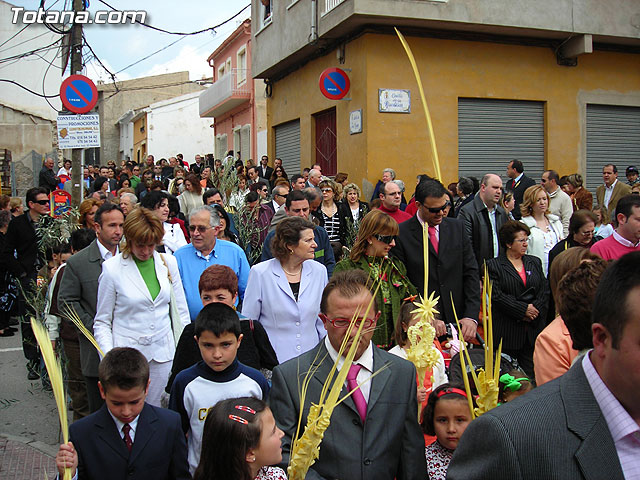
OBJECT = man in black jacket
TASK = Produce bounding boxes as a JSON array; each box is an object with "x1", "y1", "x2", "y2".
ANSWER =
[
  {"x1": 392, "y1": 179, "x2": 480, "y2": 342},
  {"x1": 459, "y1": 173, "x2": 509, "y2": 272},
  {"x1": 0, "y1": 187, "x2": 50, "y2": 379},
  {"x1": 38, "y1": 157, "x2": 59, "y2": 193},
  {"x1": 505, "y1": 159, "x2": 536, "y2": 220}
]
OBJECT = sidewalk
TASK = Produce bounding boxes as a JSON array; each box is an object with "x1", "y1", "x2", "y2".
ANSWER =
[{"x1": 0, "y1": 434, "x2": 57, "y2": 480}]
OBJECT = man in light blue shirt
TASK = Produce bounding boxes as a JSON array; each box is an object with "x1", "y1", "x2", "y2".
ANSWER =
[{"x1": 174, "y1": 206, "x2": 250, "y2": 320}]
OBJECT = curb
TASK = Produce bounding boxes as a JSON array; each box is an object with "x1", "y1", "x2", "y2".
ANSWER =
[{"x1": 0, "y1": 433, "x2": 57, "y2": 458}]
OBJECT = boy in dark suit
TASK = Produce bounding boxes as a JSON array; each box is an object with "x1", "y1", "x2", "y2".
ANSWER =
[{"x1": 56, "y1": 348, "x2": 190, "y2": 480}]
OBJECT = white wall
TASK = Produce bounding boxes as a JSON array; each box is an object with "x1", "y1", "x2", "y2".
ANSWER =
[
  {"x1": 0, "y1": 1, "x2": 62, "y2": 119},
  {"x1": 147, "y1": 92, "x2": 214, "y2": 161}
]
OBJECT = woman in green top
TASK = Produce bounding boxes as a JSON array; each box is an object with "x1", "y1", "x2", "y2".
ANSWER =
[
  {"x1": 334, "y1": 209, "x2": 417, "y2": 348},
  {"x1": 94, "y1": 207, "x2": 191, "y2": 407}
]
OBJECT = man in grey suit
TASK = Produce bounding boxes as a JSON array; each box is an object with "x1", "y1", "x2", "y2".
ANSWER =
[
  {"x1": 448, "y1": 252, "x2": 640, "y2": 480},
  {"x1": 269, "y1": 270, "x2": 426, "y2": 480},
  {"x1": 58, "y1": 203, "x2": 124, "y2": 413}
]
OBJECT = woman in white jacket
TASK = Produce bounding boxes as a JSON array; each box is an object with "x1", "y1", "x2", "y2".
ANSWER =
[
  {"x1": 140, "y1": 190, "x2": 187, "y2": 254},
  {"x1": 519, "y1": 185, "x2": 564, "y2": 277},
  {"x1": 94, "y1": 207, "x2": 190, "y2": 407}
]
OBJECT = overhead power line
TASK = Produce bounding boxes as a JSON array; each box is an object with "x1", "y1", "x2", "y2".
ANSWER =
[
  {"x1": 0, "y1": 78, "x2": 59, "y2": 98},
  {"x1": 96, "y1": 0, "x2": 250, "y2": 36}
]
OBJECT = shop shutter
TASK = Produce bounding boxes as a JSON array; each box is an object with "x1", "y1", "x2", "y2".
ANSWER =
[
  {"x1": 458, "y1": 98, "x2": 545, "y2": 185},
  {"x1": 275, "y1": 119, "x2": 300, "y2": 175},
  {"x1": 586, "y1": 104, "x2": 640, "y2": 197}
]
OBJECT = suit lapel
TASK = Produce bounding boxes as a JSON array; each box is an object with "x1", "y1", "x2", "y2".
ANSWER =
[
  {"x1": 129, "y1": 404, "x2": 157, "y2": 465},
  {"x1": 561, "y1": 362, "x2": 625, "y2": 480},
  {"x1": 500, "y1": 255, "x2": 524, "y2": 285},
  {"x1": 272, "y1": 260, "x2": 296, "y2": 301},
  {"x1": 367, "y1": 348, "x2": 392, "y2": 412},
  {"x1": 94, "y1": 405, "x2": 130, "y2": 460},
  {"x1": 298, "y1": 261, "x2": 313, "y2": 298},
  {"x1": 122, "y1": 256, "x2": 152, "y2": 301}
]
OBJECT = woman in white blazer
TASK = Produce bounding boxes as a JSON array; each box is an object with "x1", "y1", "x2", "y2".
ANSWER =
[
  {"x1": 94, "y1": 208, "x2": 190, "y2": 407},
  {"x1": 241, "y1": 217, "x2": 328, "y2": 363},
  {"x1": 519, "y1": 185, "x2": 564, "y2": 277}
]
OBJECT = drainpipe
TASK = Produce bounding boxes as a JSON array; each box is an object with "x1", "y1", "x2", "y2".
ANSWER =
[{"x1": 310, "y1": 0, "x2": 318, "y2": 44}]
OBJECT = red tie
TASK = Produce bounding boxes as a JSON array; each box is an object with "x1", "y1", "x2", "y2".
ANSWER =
[
  {"x1": 346, "y1": 364, "x2": 367, "y2": 423},
  {"x1": 122, "y1": 423, "x2": 133, "y2": 452},
  {"x1": 512, "y1": 179, "x2": 516, "y2": 189},
  {"x1": 428, "y1": 226, "x2": 439, "y2": 254}
]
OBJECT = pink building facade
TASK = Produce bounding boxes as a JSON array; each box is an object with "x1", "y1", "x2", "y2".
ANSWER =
[{"x1": 199, "y1": 19, "x2": 266, "y2": 163}]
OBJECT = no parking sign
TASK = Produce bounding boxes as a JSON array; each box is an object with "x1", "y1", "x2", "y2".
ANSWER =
[
  {"x1": 319, "y1": 68, "x2": 350, "y2": 100},
  {"x1": 60, "y1": 75, "x2": 98, "y2": 114}
]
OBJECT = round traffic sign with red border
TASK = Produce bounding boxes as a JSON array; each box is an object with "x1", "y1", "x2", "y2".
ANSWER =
[
  {"x1": 60, "y1": 75, "x2": 98, "y2": 114},
  {"x1": 319, "y1": 68, "x2": 350, "y2": 100}
]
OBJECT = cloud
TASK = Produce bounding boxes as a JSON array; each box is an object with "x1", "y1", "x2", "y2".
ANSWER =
[
  {"x1": 139, "y1": 44, "x2": 213, "y2": 81},
  {"x1": 85, "y1": 57, "x2": 132, "y2": 83}
]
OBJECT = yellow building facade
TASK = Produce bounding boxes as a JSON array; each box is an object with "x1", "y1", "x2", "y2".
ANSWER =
[{"x1": 267, "y1": 32, "x2": 640, "y2": 193}]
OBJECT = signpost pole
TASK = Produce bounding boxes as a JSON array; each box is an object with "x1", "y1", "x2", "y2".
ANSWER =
[{"x1": 70, "y1": 0, "x2": 84, "y2": 208}]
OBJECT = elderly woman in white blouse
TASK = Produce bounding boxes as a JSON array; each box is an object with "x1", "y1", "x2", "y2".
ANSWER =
[{"x1": 519, "y1": 185, "x2": 564, "y2": 277}]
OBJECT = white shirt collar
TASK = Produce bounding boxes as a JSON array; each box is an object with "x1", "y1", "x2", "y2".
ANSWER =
[
  {"x1": 514, "y1": 172, "x2": 524, "y2": 183},
  {"x1": 613, "y1": 229, "x2": 640, "y2": 248},
  {"x1": 97, "y1": 239, "x2": 119, "y2": 261},
  {"x1": 324, "y1": 336, "x2": 374, "y2": 374},
  {"x1": 107, "y1": 409, "x2": 140, "y2": 442},
  {"x1": 606, "y1": 179, "x2": 618, "y2": 191}
]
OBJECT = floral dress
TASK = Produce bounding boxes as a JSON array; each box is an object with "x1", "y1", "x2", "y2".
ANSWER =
[
  {"x1": 425, "y1": 441, "x2": 453, "y2": 480},
  {"x1": 334, "y1": 255, "x2": 417, "y2": 348},
  {"x1": 255, "y1": 466, "x2": 288, "y2": 479}
]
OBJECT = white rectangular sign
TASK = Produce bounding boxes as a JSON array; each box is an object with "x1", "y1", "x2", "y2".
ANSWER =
[
  {"x1": 57, "y1": 114, "x2": 100, "y2": 148},
  {"x1": 378, "y1": 89, "x2": 411, "y2": 113}
]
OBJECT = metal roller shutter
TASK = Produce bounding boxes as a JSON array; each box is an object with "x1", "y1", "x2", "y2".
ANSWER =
[
  {"x1": 458, "y1": 99, "x2": 545, "y2": 185},
  {"x1": 275, "y1": 119, "x2": 301, "y2": 176},
  {"x1": 586, "y1": 104, "x2": 640, "y2": 197}
]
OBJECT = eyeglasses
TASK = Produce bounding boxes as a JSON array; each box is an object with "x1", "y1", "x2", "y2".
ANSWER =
[
  {"x1": 373, "y1": 234, "x2": 397, "y2": 245},
  {"x1": 320, "y1": 313, "x2": 377, "y2": 329},
  {"x1": 424, "y1": 201, "x2": 451, "y2": 214},
  {"x1": 274, "y1": 193, "x2": 287, "y2": 198},
  {"x1": 321, "y1": 188, "x2": 333, "y2": 193},
  {"x1": 34, "y1": 200, "x2": 49, "y2": 206},
  {"x1": 188, "y1": 225, "x2": 213, "y2": 234},
  {"x1": 577, "y1": 230, "x2": 594, "y2": 236}
]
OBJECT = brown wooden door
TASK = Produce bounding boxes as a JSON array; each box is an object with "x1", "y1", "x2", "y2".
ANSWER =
[{"x1": 314, "y1": 108, "x2": 337, "y2": 176}]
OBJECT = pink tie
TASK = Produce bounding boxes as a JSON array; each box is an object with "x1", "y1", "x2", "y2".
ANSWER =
[
  {"x1": 428, "y1": 226, "x2": 439, "y2": 254},
  {"x1": 346, "y1": 364, "x2": 367, "y2": 423}
]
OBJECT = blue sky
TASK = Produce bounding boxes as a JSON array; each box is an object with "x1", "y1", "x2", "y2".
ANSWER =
[{"x1": 11, "y1": 0, "x2": 251, "y2": 82}]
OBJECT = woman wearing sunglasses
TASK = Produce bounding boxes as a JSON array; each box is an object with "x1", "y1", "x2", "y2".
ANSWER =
[{"x1": 334, "y1": 209, "x2": 417, "y2": 348}]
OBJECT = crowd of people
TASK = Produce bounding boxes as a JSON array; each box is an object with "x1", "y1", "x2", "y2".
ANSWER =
[{"x1": 0, "y1": 152, "x2": 639, "y2": 480}]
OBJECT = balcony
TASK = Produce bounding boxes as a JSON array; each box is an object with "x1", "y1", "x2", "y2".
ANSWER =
[
  {"x1": 322, "y1": 0, "x2": 346, "y2": 15},
  {"x1": 199, "y1": 69, "x2": 251, "y2": 118}
]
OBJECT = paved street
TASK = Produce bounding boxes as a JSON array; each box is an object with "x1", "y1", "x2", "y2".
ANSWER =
[{"x1": 0, "y1": 328, "x2": 66, "y2": 479}]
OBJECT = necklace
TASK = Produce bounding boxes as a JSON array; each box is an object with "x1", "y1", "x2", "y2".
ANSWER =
[{"x1": 282, "y1": 264, "x2": 302, "y2": 276}]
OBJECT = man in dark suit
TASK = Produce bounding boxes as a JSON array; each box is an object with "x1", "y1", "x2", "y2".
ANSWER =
[
  {"x1": 448, "y1": 252, "x2": 640, "y2": 480},
  {"x1": 58, "y1": 203, "x2": 124, "y2": 412},
  {"x1": 56, "y1": 348, "x2": 190, "y2": 480},
  {"x1": 269, "y1": 270, "x2": 426, "y2": 480},
  {"x1": 392, "y1": 179, "x2": 480, "y2": 342},
  {"x1": 189, "y1": 154, "x2": 204, "y2": 176},
  {"x1": 39, "y1": 157, "x2": 59, "y2": 193},
  {"x1": 505, "y1": 159, "x2": 537, "y2": 220},
  {"x1": 258, "y1": 155, "x2": 274, "y2": 181},
  {"x1": 459, "y1": 173, "x2": 509, "y2": 271},
  {"x1": 0, "y1": 187, "x2": 50, "y2": 379}
]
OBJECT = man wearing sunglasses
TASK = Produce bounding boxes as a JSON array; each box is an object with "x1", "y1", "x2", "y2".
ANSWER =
[
  {"x1": 391, "y1": 179, "x2": 480, "y2": 342},
  {"x1": 270, "y1": 270, "x2": 426, "y2": 480},
  {"x1": 0, "y1": 187, "x2": 52, "y2": 379}
]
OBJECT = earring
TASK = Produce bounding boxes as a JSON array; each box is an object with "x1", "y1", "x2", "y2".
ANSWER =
[{"x1": 289, "y1": 249, "x2": 293, "y2": 255}]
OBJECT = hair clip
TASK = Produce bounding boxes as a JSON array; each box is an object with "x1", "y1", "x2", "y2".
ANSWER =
[
  {"x1": 234, "y1": 405, "x2": 256, "y2": 415},
  {"x1": 499, "y1": 374, "x2": 529, "y2": 393},
  {"x1": 228, "y1": 414, "x2": 248, "y2": 425},
  {"x1": 436, "y1": 387, "x2": 468, "y2": 399},
  {"x1": 403, "y1": 294, "x2": 418, "y2": 303}
]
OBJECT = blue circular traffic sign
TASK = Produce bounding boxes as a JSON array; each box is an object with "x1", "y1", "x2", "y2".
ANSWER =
[
  {"x1": 60, "y1": 75, "x2": 98, "y2": 114},
  {"x1": 319, "y1": 68, "x2": 350, "y2": 100}
]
